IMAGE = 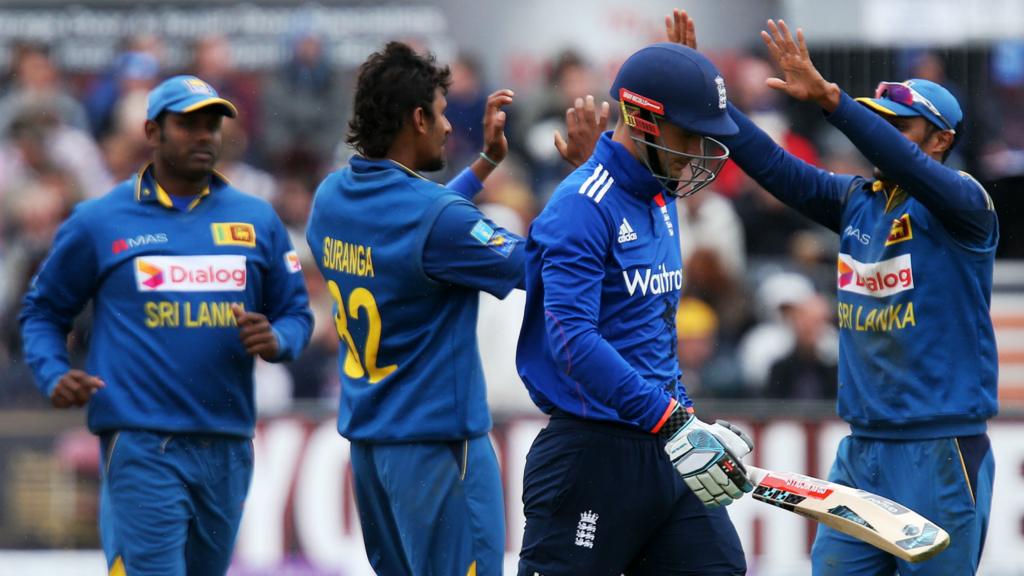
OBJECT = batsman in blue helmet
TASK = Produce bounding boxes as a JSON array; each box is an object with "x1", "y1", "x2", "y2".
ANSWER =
[{"x1": 514, "y1": 13, "x2": 754, "y2": 574}]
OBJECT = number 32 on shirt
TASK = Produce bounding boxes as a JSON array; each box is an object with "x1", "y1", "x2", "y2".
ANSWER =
[{"x1": 326, "y1": 281, "x2": 397, "y2": 384}]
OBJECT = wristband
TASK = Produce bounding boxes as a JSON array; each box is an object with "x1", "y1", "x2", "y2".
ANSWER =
[
  {"x1": 658, "y1": 403, "x2": 695, "y2": 441},
  {"x1": 479, "y1": 151, "x2": 500, "y2": 167}
]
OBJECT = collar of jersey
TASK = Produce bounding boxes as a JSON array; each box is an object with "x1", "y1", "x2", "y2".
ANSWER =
[
  {"x1": 349, "y1": 155, "x2": 428, "y2": 180},
  {"x1": 134, "y1": 163, "x2": 227, "y2": 210},
  {"x1": 592, "y1": 132, "x2": 664, "y2": 200}
]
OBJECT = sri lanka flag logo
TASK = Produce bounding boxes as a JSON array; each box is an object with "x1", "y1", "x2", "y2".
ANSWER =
[
  {"x1": 837, "y1": 258, "x2": 855, "y2": 288},
  {"x1": 137, "y1": 259, "x2": 164, "y2": 289}
]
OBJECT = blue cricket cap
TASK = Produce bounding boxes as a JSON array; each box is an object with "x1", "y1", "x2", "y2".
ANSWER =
[
  {"x1": 146, "y1": 75, "x2": 238, "y2": 121},
  {"x1": 855, "y1": 79, "x2": 961, "y2": 132},
  {"x1": 611, "y1": 43, "x2": 737, "y2": 138}
]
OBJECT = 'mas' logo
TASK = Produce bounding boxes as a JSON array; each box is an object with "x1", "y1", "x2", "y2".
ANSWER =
[
  {"x1": 135, "y1": 255, "x2": 247, "y2": 292},
  {"x1": 623, "y1": 264, "x2": 683, "y2": 297},
  {"x1": 837, "y1": 253, "x2": 913, "y2": 297},
  {"x1": 113, "y1": 233, "x2": 168, "y2": 254}
]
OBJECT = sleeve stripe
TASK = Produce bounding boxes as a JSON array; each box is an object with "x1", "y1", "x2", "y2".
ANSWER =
[{"x1": 650, "y1": 398, "x2": 678, "y2": 434}]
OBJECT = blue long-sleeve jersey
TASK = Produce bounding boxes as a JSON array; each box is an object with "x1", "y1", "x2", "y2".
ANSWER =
[
  {"x1": 306, "y1": 158, "x2": 524, "y2": 442},
  {"x1": 517, "y1": 134, "x2": 688, "y2": 433},
  {"x1": 721, "y1": 93, "x2": 998, "y2": 439},
  {"x1": 20, "y1": 165, "x2": 313, "y2": 437}
]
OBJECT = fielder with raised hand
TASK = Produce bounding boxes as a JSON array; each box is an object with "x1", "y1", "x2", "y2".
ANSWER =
[
  {"x1": 515, "y1": 12, "x2": 753, "y2": 573},
  {"x1": 675, "y1": 12, "x2": 996, "y2": 575},
  {"x1": 20, "y1": 76, "x2": 313, "y2": 575},
  {"x1": 306, "y1": 42, "x2": 525, "y2": 576}
]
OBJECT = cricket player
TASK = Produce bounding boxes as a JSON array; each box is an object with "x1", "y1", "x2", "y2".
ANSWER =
[
  {"x1": 19, "y1": 75, "x2": 313, "y2": 576},
  {"x1": 515, "y1": 40, "x2": 756, "y2": 575},
  {"x1": 716, "y1": 19, "x2": 996, "y2": 575},
  {"x1": 305, "y1": 42, "x2": 521, "y2": 576}
]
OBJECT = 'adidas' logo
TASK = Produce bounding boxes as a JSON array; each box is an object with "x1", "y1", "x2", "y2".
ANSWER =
[{"x1": 618, "y1": 218, "x2": 637, "y2": 244}]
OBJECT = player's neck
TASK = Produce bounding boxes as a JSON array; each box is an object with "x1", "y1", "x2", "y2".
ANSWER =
[
  {"x1": 384, "y1": 132, "x2": 424, "y2": 173},
  {"x1": 611, "y1": 121, "x2": 640, "y2": 161},
  {"x1": 151, "y1": 161, "x2": 211, "y2": 197}
]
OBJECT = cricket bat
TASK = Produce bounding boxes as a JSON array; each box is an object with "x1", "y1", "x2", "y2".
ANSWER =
[{"x1": 745, "y1": 465, "x2": 950, "y2": 563}]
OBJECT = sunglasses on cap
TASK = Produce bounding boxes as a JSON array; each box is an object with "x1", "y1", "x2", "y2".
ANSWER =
[{"x1": 874, "y1": 82, "x2": 955, "y2": 132}]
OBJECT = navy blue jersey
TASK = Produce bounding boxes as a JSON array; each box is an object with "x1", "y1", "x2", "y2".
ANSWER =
[
  {"x1": 306, "y1": 157, "x2": 524, "y2": 442},
  {"x1": 722, "y1": 94, "x2": 998, "y2": 439},
  {"x1": 20, "y1": 165, "x2": 313, "y2": 437},
  {"x1": 516, "y1": 133, "x2": 688, "y2": 433}
]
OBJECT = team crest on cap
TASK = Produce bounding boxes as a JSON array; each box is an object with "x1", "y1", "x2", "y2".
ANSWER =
[
  {"x1": 184, "y1": 78, "x2": 214, "y2": 95},
  {"x1": 715, "y1": 76, "x2": 727, "y2": 110}
]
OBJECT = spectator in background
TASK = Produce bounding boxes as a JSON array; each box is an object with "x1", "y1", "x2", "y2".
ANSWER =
[
  {"x1": 84, "y1": 48, "x2": 160, "y2": 139},
  {"x1": 192, "y1": 34, "x2": 261, "y2": 144},
  {"x1": 736, "y1": 271, "x2": 817, "y2": 393},
  {"x1": 217, "y1": 117, "x2": 277, "y2": 202},
  {"x1": 682, "y1": 247, "x2": 752, "y2": 346},
  {"x1": 765, "y1": 293, "x2": 838, "y2": 400},
  {"x1": 676, "y1": 185, "x2": 746, "y2": 279},
  {"x1": 84, "y1": 35, "x2": 165, "y2": 137},
  {"x1": 445, "y1": 52, "x2": 490, "y2": 174},
  {"x1": 716, "y1": 53, "x2": 827, "y2": 257},
  {"x1": 521, "y1": 49, "x2": 600, "y2": 198},
  {"x1": 261, "y1": 32, "x2": 348, "y2": 173},
  {"x1": 0, "y1": 176, "x2": 74, "y2": 367},
  {"x1": 676, "y1": 297, "x2": 744, "y2": 399},
  {"x1": 0, "y1": 105, "x2": 109, "y2": 204},
  {"x1": 0, "y1": 44, "x2": 90, "y2": 136}
]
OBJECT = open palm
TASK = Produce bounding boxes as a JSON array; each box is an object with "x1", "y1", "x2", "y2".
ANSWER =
[{"x1": 761, "y1": 19, "x2": 837, "y2": 108}]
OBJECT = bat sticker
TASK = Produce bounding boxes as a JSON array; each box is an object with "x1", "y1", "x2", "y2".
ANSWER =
[
  {"x1": 827, "y1": 505, "x2": 876, "y2": 532},
  {"x1": 895, "y1": 523, "x2": 941, "y2": 550}
]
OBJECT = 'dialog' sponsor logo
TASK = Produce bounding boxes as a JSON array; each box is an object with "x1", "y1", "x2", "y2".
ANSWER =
[
  {"x1": 837, "y1": 253, "x2": 913, "y2": 297},
  {"x1": 134, "y1": 255, "x2": 247, "y2": 292},
  {"x1": 112, "y1": 233, "x2": 168, "y2": 254}
]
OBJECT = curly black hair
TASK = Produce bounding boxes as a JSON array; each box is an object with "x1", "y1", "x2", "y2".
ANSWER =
[{"x1": 347, "y1": 42, "x2": 452, "y2": 158}]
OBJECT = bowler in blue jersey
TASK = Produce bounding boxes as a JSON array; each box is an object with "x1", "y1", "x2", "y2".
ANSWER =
[
  {"x1": 306, "y1": 42, "x2": 522, "y2": 576},
  {"x1": 20, "y1": 76, "x2": 313, "y2": 576},
  {"x1": 716, "y1": 19, "x2": 997, "y2": 575}
]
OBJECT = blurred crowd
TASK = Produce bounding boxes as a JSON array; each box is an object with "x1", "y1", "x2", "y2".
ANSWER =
[{"x1": 1, "y1": 32, "x2": 1022, "y2": 412}]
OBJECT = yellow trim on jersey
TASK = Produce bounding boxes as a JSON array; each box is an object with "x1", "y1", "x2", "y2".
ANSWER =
[
  {"x1": 134, "y1": 163, "x2": 152, "y2": 202},
  {"x1": 388, "y1": 159, "x2": 430, "y2": 182},
  {"x1": 466, "y1": 560, "x2": 477, "y2": 576},
  {"x1": 954, "y1": 438, "x2": 975, "y2": 505},
  {"x1": 109, "y1": 555, "x2": 126, "y2": 576},
  {"x1": 155, "y1": 182, "x2": 210, "y2": 211}
]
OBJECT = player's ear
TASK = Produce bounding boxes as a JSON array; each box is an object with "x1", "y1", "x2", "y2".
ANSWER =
[
  {"x1": 144, "y1": 119, "x2": 161, "y2": 146},
  {"x1": 929, "y1": 128, "x2": 954, "y2": 157},
  {"x1": 411, "y1": 106, "x2": 429, "y2": 135}
]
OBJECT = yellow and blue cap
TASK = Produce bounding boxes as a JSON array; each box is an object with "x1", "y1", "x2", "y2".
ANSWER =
[
  {"x1": 855, "y1": 79, "x2": 961, "y2": 132},
  {"x1": 146, "y1": 75, "x2": 238, "y2": 121}
]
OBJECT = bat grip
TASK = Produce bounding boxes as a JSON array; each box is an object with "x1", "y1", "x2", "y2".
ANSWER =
[{"x1": 745, "y1": 464, "x2": 769, "y2": 485}]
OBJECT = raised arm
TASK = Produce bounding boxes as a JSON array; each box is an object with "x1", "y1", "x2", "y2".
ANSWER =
[
  {"x1": 446, "y1": 89, "x2": 515, "y2": 198},
  {"x1": 760, "y1": 18, "x2": 996, "y2": 245}
]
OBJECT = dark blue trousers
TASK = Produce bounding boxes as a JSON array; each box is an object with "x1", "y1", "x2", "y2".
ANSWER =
[{"x1": 518, "y1": 412, "x2": 746, "y2": 576}]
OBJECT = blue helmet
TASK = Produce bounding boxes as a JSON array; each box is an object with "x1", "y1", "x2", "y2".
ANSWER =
[{"x1": 611, "y1": 43, "x2": 737, "y2": 197}]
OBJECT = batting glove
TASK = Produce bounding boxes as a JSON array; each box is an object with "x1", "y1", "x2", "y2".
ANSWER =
[{"x1": 660, "y1": 406, "x2": 754, "y2": 507}]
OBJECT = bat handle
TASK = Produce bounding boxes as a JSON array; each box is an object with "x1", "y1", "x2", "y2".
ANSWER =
[{"x1": 745, "y1": 464, "x2": 769, "y2": 485}]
